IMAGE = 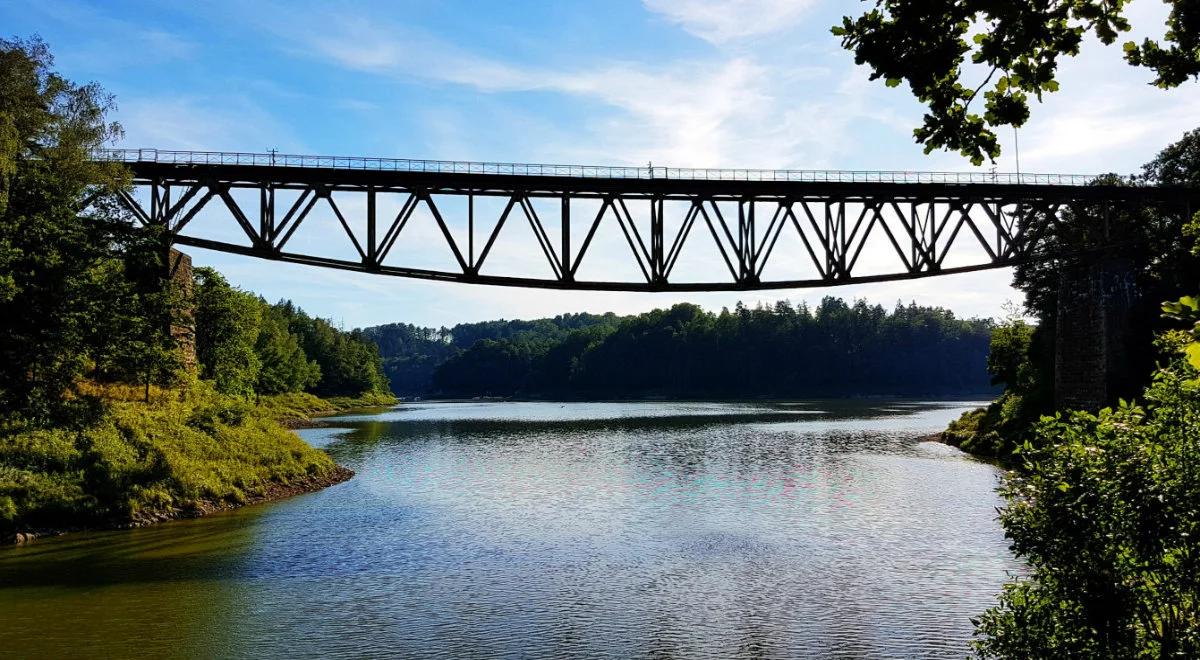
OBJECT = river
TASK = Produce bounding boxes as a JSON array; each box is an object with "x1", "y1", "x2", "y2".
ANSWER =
[{"x1": 0, "y1": 400, "x2": 1017, "y2": 658}]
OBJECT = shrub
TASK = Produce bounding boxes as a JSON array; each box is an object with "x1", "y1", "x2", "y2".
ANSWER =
[{"x1": 973, "y1": 339, "x2": 1200, "y2": 657}]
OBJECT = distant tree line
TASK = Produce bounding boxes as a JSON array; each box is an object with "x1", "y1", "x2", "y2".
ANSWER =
[
  {"x1": 360, "y1": 313, "x2": 619, "y2": 395},
  {"x1": 363, "y1": 300, "x2": 997, "y2": 399}
]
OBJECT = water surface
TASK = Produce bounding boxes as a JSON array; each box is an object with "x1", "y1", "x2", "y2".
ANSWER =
[{"x1": 0, "y1": 400, "x2": 1016, "y2": 658}]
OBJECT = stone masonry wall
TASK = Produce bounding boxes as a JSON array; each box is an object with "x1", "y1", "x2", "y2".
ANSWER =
[{"x1": 1054, "y1": 259, "x2": 1138, "y2": 411}]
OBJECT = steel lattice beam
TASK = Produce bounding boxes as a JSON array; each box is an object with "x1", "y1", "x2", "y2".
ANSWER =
[{"x1": 100, "y1": 157, "x2": 1200, "y2": 293}]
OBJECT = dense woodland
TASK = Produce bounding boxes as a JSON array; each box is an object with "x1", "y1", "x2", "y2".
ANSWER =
[
  {"x1": 361, "y1": 313, "x2": 618, "y2": 396},
  {"x1": 363, "y1": 300, "x2": 996, "y2": 399}
]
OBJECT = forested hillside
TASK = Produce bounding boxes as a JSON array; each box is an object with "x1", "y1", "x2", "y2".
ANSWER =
[{"x1": 364, "y1": 299, "x2": 996, "y2": 399}]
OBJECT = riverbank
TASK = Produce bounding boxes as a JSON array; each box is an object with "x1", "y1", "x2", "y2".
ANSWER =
[
  {"x1": 259, "y1": 391, "x2": 399, "y2": 428},
  {"x1": 921, "y1": 397, "x2": 1026, "y2": 468},
  {"x1": 1, "y1": 385, "x2": 395, "y2": 545}
]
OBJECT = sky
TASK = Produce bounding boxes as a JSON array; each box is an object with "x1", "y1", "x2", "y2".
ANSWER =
[{"x1": 5, "y1": 0, "x2": 1199, "y2": 330}]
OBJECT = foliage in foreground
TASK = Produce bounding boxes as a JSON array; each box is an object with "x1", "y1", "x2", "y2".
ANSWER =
[
  {"x1": 0, "y1": 381, "x2": 337, "y2": 539},
  {"x1": 0, "y1": 37, "x2": 181, "y2": 422},
  {"x1": 834, "y1": 1, "x2": 1199, "y2": 164},
  {"x1": 974, "y1": 338, "x2": 1200, "y2": 658},
  {"x1": 942, "y1": 316, "x2": 1051, "y2": 458}
]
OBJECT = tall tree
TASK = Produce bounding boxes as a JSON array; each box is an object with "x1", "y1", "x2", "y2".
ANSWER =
[
  {"x1": 834, "y1": 2, "x2": 1200, "y2": 163},
  {"x1": 193, "y1": 268, "x2": 261, "y2": 398},
  {"x1": 255, "y1": 304, "x2": 320, "y2": 395},
  {"x1": 0, "y1": 37, "x2": 176, "y2": 420}
]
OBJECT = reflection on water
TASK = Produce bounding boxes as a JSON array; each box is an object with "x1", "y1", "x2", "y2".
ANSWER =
[{"x1": 0, "y1": 400, "x2": 1015, "y2": 658}]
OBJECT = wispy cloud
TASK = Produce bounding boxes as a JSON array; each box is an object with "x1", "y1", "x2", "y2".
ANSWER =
[
  {"x1": 10, "y1": 0, "x2": 198, "y2": 73},
  {"x1": 278, "y1": 12, "x2": 859, "y2": 168},
  {"x1": 642, "y1": 0, "x2": 820, "y2": 44},
  {"x1": 118, "y1": 96, "x2": 302, "y2": 152}
]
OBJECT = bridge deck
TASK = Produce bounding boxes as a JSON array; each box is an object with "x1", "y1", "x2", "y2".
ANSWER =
[
  {"x1": 100, "y1": 149, "x2": 1200, "y2": 292},
  {"x1": 100, "y1": 148, "x2": 1102, "y2": 186}
]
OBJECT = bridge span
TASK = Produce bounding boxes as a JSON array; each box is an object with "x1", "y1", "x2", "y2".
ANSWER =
[{"x1": 103, "y1": 149, "x2": 1198, "y2": 292}]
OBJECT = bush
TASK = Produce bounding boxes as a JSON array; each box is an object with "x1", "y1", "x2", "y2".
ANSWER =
[{"x1": 973, "y1": 339, "x2": 1200, "y2": 657}]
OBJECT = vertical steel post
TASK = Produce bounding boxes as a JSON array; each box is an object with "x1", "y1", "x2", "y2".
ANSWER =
[
  {"x1": 561, "y1": 195, "x2": 571, "y2": 281},
  {"x1": 367, "y1": 187, "x2": 377, "y2": 267}
]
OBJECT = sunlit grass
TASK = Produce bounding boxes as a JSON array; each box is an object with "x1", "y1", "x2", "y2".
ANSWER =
[{"x1": 0, "y1": 380, "x2": 354, "y2": 537}]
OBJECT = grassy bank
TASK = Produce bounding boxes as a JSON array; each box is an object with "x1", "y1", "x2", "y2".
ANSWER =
[
  {"x1": 258, "y1": 391, "x2": 398, "y2": 425},
  {"x1": 0, "y1": 383, "x2": 393, "y2": 544}
]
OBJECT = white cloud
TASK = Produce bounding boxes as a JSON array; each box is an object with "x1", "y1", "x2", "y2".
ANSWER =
[
  {"x1": 642, "y1": 0, "x2": 820, "y2": 44},
  {"x1": 287, "y1": 14, "x2": 851, "y2": 169},
  {"x1": 117, "y1": 96, "x2": 302, "y2": 152}
]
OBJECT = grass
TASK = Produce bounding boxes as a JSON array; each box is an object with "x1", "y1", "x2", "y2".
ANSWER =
[
  {"x1": 257, "y1": 390, "x2": 398, "y2": 422},
  {"x1": 0, "y1": 381, "x2": 378, "y2": 540}
]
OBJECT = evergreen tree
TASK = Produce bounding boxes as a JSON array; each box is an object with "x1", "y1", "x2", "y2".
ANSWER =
[
  {"x1": 193, "y1": 268, "x2": 261, "y2": 397},
  {"x1": 255, "y1": 304, "x2": 320, "y2": 395}
]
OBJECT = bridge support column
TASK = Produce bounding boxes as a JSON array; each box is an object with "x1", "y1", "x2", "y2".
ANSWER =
[
  {"x1": 168, "y1": 248, "x2": 197, "y2": 370},
  {"x1": 1054, "y1": 258, "x2": 1139, "y2": 411}
]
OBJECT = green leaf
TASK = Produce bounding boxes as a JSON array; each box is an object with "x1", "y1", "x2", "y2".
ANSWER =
[
  {"x1": 885, "y1": 77, "x2": 902, "y2": 88},
  {"x1": 1122, "y1": 40, "x2": 1137, "y2": 53},
  {"x1": 1186, "y1": 342, "x2": 1200, "y2": 371}
]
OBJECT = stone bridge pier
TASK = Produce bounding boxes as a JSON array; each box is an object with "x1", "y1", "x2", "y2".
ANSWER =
[
  {"x1": 1054, "y1": 258, "x2": 1140, "y2": 411},
  {"x1": 168, "y1": 247, "x2": 196, "y2": 369}
]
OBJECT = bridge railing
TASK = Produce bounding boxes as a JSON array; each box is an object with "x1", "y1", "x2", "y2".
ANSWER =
[{"x1": 96, "y1": 148, "x2": 1100, "y2": 186}]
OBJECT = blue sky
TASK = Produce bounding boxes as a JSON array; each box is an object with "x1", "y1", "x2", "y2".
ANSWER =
[{"x1": 6, "y1": 0, "x2": 1199, "y2": 329}]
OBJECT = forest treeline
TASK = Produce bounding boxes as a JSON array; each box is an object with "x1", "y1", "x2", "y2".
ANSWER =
[{"x1": 363, "y1": 299, "x2": 997, "y2": 399}]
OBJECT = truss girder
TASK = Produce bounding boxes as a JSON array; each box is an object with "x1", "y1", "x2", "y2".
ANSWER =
[{"x1": 105, "y1": 165, "x2": 1199, "y2": 292}]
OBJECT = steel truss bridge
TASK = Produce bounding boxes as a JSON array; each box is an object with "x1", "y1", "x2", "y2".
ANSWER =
[{"x1": 103, "y1": 149, "x2": 1199, "y2": 292}]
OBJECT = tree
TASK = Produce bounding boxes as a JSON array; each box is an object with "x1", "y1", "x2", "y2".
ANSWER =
[
  {"x1": 1016, "y1": 132, "x2": 1200, "y2": 395},
  {"x1": 255, "y1": 304, "x2": 320, "y2": 395},
  {"x1": 193, "y1": 268, "x2": 261, "y2": 397},
  {"x1": 418, "y1": 299, "x2": 994, "y2": 399},
  {"x1": 834, "y1": 2, "x2": 1200, "y2": 164},
  {"x1": 0, "y1": 36, "x2": 177, "y2": 421},
  {"x1": 275, "y1": 304, "x2": 389, "y2": 397},
  {"x1": 987, "y1": 319, "x2": 1036, "y2": 389}
]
